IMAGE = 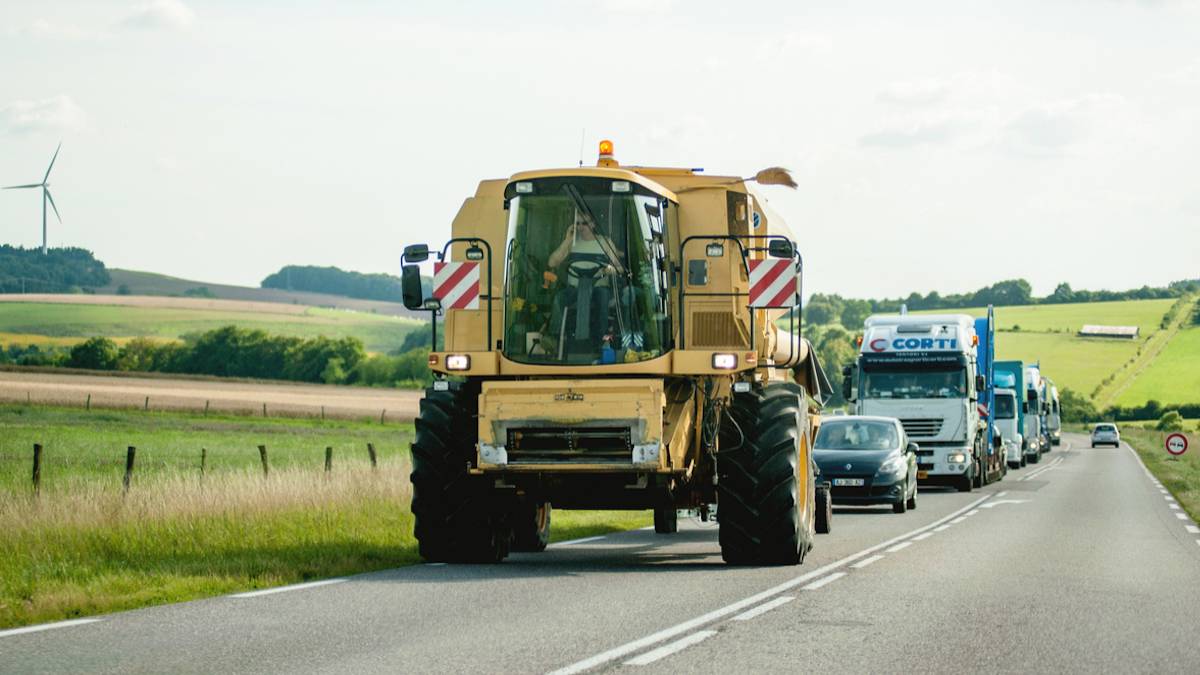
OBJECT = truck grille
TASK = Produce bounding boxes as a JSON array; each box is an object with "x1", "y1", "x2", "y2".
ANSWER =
[
  {"x1": 900, "y1": 418, "x2": 944, "y2": 437},
  {"x1": 506, "y1": 426, "x2": 632, "y2": 464}
]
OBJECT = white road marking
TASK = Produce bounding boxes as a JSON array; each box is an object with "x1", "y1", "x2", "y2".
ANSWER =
[
  {"x1": 623, "y1": 631, "x2": 718, "y2": 666},
  {"x1": 1170, "y1": 504, "x2": 1181, "y2": 510},
  {"x1": 995, "y1": 491, "x2": 1008, "y2": 498},
  {"x1": 803, "y1": 572, "x2": 847, "y2": 591},
  {"x1": 0, "y1": 618, "x2": 101, "y2": 639},
  {"x1": 950, "y1": 517, "x2": 967, "y2": 524},
  {"x1": 732, "y1": 596, "x2": 795, "y2": 621},
  {"x1": 964, "y1": 509, "x2": 980, "y2": 517},
  {"x1": 426, "y1": 562, "x2": 447, "y2": 567},
  {"x1": 933, "y1": 524, "x2": 952, "y2": 532},
  {"x1": 912, "y1": 531, "x2": 935, "y2": 541},
  {"x1": 547, "y1": 493, "x2": 992, "y2": 675},
  {"x1": 638, "y1": 526, "x2": 655, "y2": 531},
  {"x1": 1165, "y1": 496, "x2": 1176, "y2": 501},
  {"x1": 851, "y1": 555, "x2": 884, "y2": 569},
  {"x1": 1185, "y1": 525, "x2": 1200, "y2": 534},
  {"x1": 1175, "y1": 513, "x2": 1189, "y2": 520},
  {"x1": 885, "y1": 542, "x2": 913, "y2": 553},
  {"x1": 230, "y1": 578, "x2": 346, "y2": 598},
  {"x1": 979, "y1": 499, "x2": 1030, "y2": 509},
  {"x1": 553, "y1": 536, "x2": 607, "y2": 547}
]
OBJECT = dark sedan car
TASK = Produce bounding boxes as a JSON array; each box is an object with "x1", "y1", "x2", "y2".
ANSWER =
[{"x1": 814, "y1": 416, "x2": 918, "y2": 513}]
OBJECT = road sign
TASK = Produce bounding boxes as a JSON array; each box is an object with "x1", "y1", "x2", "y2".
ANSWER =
[
  {"x1": 1165, "y1": 433, "x2": 1188, "y2": 456},
  {"x1": 432, "y1": 262, "x2": 480, "y2": 310}
]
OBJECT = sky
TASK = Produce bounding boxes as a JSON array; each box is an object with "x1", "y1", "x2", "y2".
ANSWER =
[{"x1": 1, "y1": 0, "x2": 1198, "y2": 299}]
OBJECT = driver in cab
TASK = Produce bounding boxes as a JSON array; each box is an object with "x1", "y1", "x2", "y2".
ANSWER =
[{"x1": 547, "y1": 210, "x2": 620, "y2": 351}]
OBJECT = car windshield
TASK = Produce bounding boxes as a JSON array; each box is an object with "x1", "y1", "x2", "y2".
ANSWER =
[
  {"x1": 863, "y1": 366, "x2": 967, "y2": 399},
  {"x1": 815, "y1": 420, "x2": 899, "y2": 451},
  {"x1": 502, "y1": 177, "x2": 671, "y2": 365},
  {"x1": 995, "y1": 393, "x2": 1016, "y2": 419}
]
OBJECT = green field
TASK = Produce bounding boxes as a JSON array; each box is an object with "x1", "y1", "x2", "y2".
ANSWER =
[
  {"x1": 914, "y1": 299, "x2": 1178, "y2": 399},
  {"x1": 1124, "y1": 427, "x2": 1200, "y2": 523},
  {"x1": 1117, "y1": 327, "x2": 1200, "y2": 406},
  {"x1": 0, "y1": 301, "x2": 420, "y2": 353},
  {"x1": 0, "y1": 405, "x2": 650, "y2": 629}
]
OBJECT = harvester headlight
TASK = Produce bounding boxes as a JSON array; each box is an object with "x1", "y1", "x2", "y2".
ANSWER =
[
  {"x1": 611, "y1": 180, "x2": 630, "y2": 193},
  {"x1": 515, "y1": 181, "x2": 533, "y2": 194},
  {"x1": 947, "y1": 452, "x2": 967, "y2": 464},
  {"x1": 733, "y1": 381, "x2": 752, "y2": 393},
  {"x1": 712, "y1": 353, "x2": 738, "y2": 370},
  {"x1": 465, "y1": 245, "x2": 484, "y2": 261},
  {"x1": 705, "y1": 243, "x2": 725, "y2": 257},
  {"x1": 445, "y1": 354, "x2": 471, "y2": 371}
]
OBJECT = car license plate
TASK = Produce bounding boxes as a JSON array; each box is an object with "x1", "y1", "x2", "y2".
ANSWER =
[
  {"x1": 917, "y1": 471, "x2": 929, "y2": 479},
  {"x1": 832, "y1": 478, "x2": 864, "y2": 487}
]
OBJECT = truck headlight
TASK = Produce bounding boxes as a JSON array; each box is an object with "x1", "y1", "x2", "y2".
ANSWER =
[
  {"x1": 711, "y1": 353, "x2": 738, "y2": 370},
  {"x1": 445, "y1": 354, "x2": 471, "y2": 371},
  {"x1": 947, "y1": 452, "x2": 967, "y2": 464}
]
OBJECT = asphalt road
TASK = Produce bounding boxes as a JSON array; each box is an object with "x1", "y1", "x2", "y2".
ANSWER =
[{"x1": 3, "y1": 433, "x2": 1199, "y2": 674}]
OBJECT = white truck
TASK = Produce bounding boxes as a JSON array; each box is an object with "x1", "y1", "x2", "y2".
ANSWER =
[
  {"x1": 1025, "y1": 365, "x2": 1049, "y2": 455},
  {"x1": 994, "y1": 386, "x2": 1025, "y2": 468},
  {"x1": 843, "y1": 312, "x2": 1004, "y2": 492},
  {"x1": 1046, "y1": 382, "x2": 1062, "y2": 446}
]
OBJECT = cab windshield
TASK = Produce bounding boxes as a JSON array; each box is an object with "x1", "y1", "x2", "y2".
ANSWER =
[
  {"x1": 995, "y1": 393, "x2": 1016, "y2": 419},
  {"x1": 863, "y1": 367, "x2": 967, "y2": 399},
  {"x1": 502, "y1": 177, "x2": 671, "y2": 365}
]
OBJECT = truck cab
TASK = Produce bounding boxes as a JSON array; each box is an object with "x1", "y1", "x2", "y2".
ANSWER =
[
  {"x1": 1046, "y1": 382, "x2": 1062, "y2": 446},
  {"x1": 1025, "y1": 365, "x2": 1049, "y2": 456},
  {"x1": 844, "y1": 314, "x2": 987, "y2": 492},
  {"x1": 994, "y1": 387, "x2": 1024, "y2": 468}
]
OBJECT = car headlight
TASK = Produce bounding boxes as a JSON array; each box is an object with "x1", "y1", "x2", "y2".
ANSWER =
[
  {"x1": 879, "y1": 456, "x2": 906, "y2": 475},
  {"x1": 947, "y1": 452, "x2": 967, "y2": 464}
]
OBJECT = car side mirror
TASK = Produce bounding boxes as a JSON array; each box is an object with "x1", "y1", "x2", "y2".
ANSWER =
[
  {"x1": 768, "y1": 239, "x2": 794, "y2": 259},
  {"x1": 401, "y1": 265, "x2": 425, "y2": 310},
  {"x1": 906, "y1": 442, "x2": 919, "y2": 453},
  {"x1": 975, "y1": 374, "x2": 986, "y2": 391}
]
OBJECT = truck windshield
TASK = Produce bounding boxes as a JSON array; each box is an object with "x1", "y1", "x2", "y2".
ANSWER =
[
  {"x1": 502, "y1": 177, "x2": 671, "y2": 365},
  {"x1": 814, "y1": 420, "x2": 899, "y2": 451},
  {"x1": 995, "y1": 393, "x2": 1016, "y2": 419},
  {"x1": 863, "y1": 367, "x2": 967, "y2": 399}
]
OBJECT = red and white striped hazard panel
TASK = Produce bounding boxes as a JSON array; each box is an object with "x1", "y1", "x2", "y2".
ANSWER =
[
  {"x1": 432, "y1": 262, "x2": 481, "y2": 310},
  {"x1": 748, "y1": 259, "x2": 798, "y2": 308}
]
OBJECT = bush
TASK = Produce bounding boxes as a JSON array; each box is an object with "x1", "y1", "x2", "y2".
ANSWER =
[
  {"x1": 68, "y1": 337, "x2": 120, "y2": 370},
  {"x1": 1157, "y1": 411, "x2": 1185, "y2": 432},
  {"x1": 1059, "y1": 388, "x2": 1099, "y2": 423}
]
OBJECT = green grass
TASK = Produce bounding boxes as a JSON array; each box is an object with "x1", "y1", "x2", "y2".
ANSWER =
[
  {"x1": 1116, "y1": 327, "x2": 1200, "y2": 406},
  {"x1": 1123, "y1": 426, "x2": 1200, "y2": 524},
  {"x1": 0, "y1": 405, "x2": 651, "y2": 629},
  {"x1": 920, "y1": 298, "x2": 1176, "y2": 335},
  {"x1": 0, "y1": 302, "x2": 420, "y2": 353},
  {"x1": 989, "y1": 332, "x2": 1142, "y2": 395}
]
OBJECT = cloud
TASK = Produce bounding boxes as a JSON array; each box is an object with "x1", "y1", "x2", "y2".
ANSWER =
[
  {"x1": 877, "y1": 78, "x2": 950, "y2": 106},
  {"x1": 0, "y1": 96, "x2": 87, "y2": 136},
  {"x1": 599, "y1": 0, "x2": 678, "y2": 14},
  {"x1": 859, "y1": 117, "x2": 963, "y2": 148},
  {"x1": 119, "y1": 0, "x2": 196, "y2": 31},
  {"x1": 8, "y1": 19, "x2": 104, "y2": 40},
  {"x1": 1002, "y1": 94, "x2": 1125, "y2": 155}
]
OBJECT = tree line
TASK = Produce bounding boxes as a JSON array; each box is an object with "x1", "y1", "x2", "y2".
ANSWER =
[
  {"x1": 0, "y1": 246, "x2": 110, "y2": 293},
  {"x1": 0, "y1": 326, "x2": 434, "y2": 388},
  {"x1": 261, "y1": 265, "x2": 432, "y2": 303}
]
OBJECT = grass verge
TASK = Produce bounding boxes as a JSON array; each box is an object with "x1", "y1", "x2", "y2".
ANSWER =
[
  {"x1": 1121, "y1": 427, "x2": 1199, "y2": 523},
  {"x1": 0, "y1": 406, "x2": 650, "y2": 629}
]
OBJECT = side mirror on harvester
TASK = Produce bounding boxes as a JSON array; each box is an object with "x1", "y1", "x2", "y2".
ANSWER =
[
  {"x1": 768, "y1": 239, "x2": 794, "y2": 259},
  {"x1": 401, "y1": 265, "x2": 425, "y2": 310},
  {"x1": 403, "y1": 244, "x2": 430, "y2": 263}
]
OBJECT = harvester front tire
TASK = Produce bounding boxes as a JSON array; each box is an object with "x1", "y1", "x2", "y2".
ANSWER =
[
  {"x1": 411, "y1": 382, "x2": 510, "y2": 563},
  {"x1": 718, "y1": 384, "x2": 807, "y2": 566}
]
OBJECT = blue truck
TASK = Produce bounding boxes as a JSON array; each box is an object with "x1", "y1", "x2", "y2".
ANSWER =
[{"x1": 995, "y1": 360, "x2": 1038, "y2": 466}]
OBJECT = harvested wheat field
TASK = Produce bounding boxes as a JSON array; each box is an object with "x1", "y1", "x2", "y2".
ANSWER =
[{"x1": 0, "y1": 371, "x2": 421, "y2": 420}]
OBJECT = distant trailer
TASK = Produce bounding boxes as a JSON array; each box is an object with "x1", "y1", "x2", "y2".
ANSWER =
[{"x1": 1079, "y1": 325, "x2": 1139, "y2": 339}]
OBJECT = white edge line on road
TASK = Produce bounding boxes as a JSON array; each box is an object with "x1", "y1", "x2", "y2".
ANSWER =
[
  {"x1": 426, "y1": 562, "x2": 447, "y2": 567},
  {"x1": 546, "y1": 492, "x2": 992, "y2": 675},
  {"x1": 850, "y1": 555, "x2": 884, "y2": 569},
  {"x1": 933, "y1": 524, "x2": 952, "y2": 532},
  {"x1": 1186, "y1": 525, "x2": 1200, "y2": 534},
  {"x1": 995, "y1": 491, "x2": 1008, "y2": 498},
  {"x1": 950, "y1": 517, "x2": 966, "y2": 524},
  {"x1": 885, "y1": 541, "x2": 913, "y2": 553},
  {"x1": 1170, "y1": 504, "x2": 1181, "y2": 510},
  {"x1": 732, "y1": 596, "x2": 795, "y2": 621},
  {"x1": 912, "y1": 531, "x2": 935, "y2": 541},
  {"x1": 1175, "y1": 513, "x2": 1190, "y2": 520},
  {"x1": 1165, "y1": 496, "x2": 1176, "y2": 501},
  {"x1": 552, "y1": 536, "x2": 608, "y2": 547},
  {"x1": 0, "y1": 618, "x2": 101, "y2": 639},
  {"x1": 964, "y1": 509, "x2": 979, "y2": 517},
  {"x1": 230, "y1": 578, "x2": 346, "y2": 598},
  {"x1": 623, "y1": 631, "x2": 718, "y2": 666},
  {"x1": 802, "y1": 572, "x2": 847, "y2": 591}
]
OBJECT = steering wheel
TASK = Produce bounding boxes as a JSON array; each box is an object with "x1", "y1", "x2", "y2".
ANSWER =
[{"x1": 564, "y1": 253, "x2": 611, "y2": 282}]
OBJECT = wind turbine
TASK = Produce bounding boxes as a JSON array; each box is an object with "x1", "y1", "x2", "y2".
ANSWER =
[{"x1": 3, "y1": 142, "x2": 63, "y2": 255}]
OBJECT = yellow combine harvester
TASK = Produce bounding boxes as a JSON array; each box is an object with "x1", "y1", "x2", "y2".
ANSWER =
[{"x1": 401, "y1": 141, "x2": 833, "y2": 564}]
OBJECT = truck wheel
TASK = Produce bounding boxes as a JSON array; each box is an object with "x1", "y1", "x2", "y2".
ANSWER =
[
  {"x1": 717, "y1": 384, "x2": 807, "y2": 565},
  {"x1": 815, "y1": 484, "x2": 832, "y2": 534},
  {"x1": 411, "y1": 382, "x2": 510, "y2": 563},
  {"x1": 511, "y1": 501, "x2": 551, "y2": 552},
  {"x1": 973, "y1": 439, "x2": 986, "y2": 489},
  {"x1": 654, "y1": 506, "x2": 678, "y2": 534}
]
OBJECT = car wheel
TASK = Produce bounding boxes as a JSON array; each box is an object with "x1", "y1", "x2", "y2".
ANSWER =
[
  {"x1": 906, "y1": 484, "x2": 917, "y2": 511},
  {"x1": 1020, "y1": 455, "x2": 1027, "y2": 468},
  {"x1": 893, "y1": 490, "x2": 907, "y2": 514}
]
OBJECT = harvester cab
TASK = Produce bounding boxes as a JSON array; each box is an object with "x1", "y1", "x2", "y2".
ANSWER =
[{"x1": 402, "y1": 141, "x2": 832, "y2": 565}]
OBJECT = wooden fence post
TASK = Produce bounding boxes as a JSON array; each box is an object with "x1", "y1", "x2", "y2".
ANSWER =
[
  {"x1": 123, "y1": 446, "x2": 136, "y2": 494},
  {"x1": 204, "y1": 400, "x2": 210, "y2": 416},
  {"x1": 32, "y1": 443, "x2": 42, "y2": 496},
  {"x1": 86, "y1": 394, "x2": 91, "y2": 411},
  {"x1": 144, "y1": 396, "x2": 150, "y2": 411},
  {"x1": 200, "y1": 448, "x2": 207, "y2": 477},
  {"x1": 258, "y1": 445, "x2": 269, "y2": 478},
  {"x1": 321, "y1": 406, "x2": 325, "y2": 421},
  {"x1": 367, "y1": 443, "x2": 377, "y2": 469},
  {"x1": 380, "y1": 409, "x2": 387, "y2": 425},
  {"x1": 325, "y1": 446, "x2": 333, "y2": 473},
  {"x1": 263, "y1": 403, "x2": 268, "y2": 418}
]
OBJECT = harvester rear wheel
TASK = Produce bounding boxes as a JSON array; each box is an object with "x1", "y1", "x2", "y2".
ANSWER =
[
  {"x1": 411, "y1": 382, "x2": 510, "y2": 563},
  {"x1": 654, "y1": 506, "x2": 678, "y2": 534},
  {"x1": 717, "y1": 384, "x2": 808, "y2": 566},
  {"x1": 511, "y1": 501, "x2": 551, "y2": 553}
]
